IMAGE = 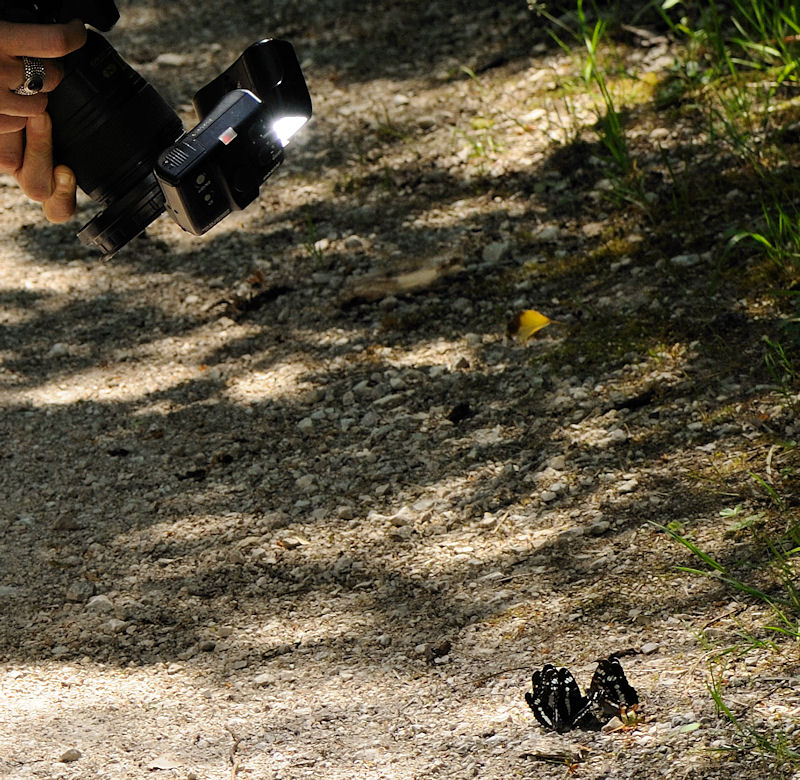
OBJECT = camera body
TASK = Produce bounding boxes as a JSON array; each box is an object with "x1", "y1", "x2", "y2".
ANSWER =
[
  {"x1": 156, "y1": 36, "x2": 312, "y2": 237},
  {"x1": 1, "y1": 0, "x2": 312, "y2": 257},
  {"x1": 157, "y1": 89, "x2": 284, "y2": 236},
  {"x1": 0, "y1": 0, "x2": 118, "y2": 29}
]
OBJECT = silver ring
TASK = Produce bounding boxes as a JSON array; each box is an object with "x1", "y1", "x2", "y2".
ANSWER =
[{"x1": 13, "y1": 57, "x2": 46, "y2": 96}]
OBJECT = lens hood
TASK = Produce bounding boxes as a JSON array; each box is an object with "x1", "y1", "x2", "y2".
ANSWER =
[{"x1": 77, "y1": 173, "x2": 167, "y2": 258}]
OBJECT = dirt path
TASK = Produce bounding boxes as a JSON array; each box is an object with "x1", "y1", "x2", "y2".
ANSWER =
[{"x1": 1, "y1": 2, "x2": 799, "y2": 778}]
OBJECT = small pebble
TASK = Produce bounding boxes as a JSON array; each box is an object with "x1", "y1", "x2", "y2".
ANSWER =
[
  {"x1": 155, "y1": 52, "x2": 189, "y2": 66},
  {"x1": 538, "y1": 225, "x2": 560, "y2": 241},
  {"x1": 295, "y1": 474, "x2": 316, "y2": 491},
  {"x1": 670, "y1": 253, "x2": 701, "y2": 267},
  {"x1": 482, "y1": 241, "x2": 510, "y2": 264},
  {"x1": 66, "y1": 580, "x2": 95, "y2": 602},
  {"x1": 602, "y1": 717, "x2": 623, "y2": 732},
  {"x1": 60, "y1": 748, "x2": 82, "y2": 763},
  {"x1": 47, "y1": 342, "x2": 70, "y2": 358},
  {"x1": 588, "y1": 520, "x2": 611, "y2": 536},
  {"x1": 344, "y1": 235, "x2": 364, "y2": 250},
  {"x1": 85, "y1": 594, "x2": 114, "y2": 614}
]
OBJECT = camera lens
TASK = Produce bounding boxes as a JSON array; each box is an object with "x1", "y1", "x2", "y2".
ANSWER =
[{"x1": 48, "y1": 30, "x2": 184, "y2": 257}]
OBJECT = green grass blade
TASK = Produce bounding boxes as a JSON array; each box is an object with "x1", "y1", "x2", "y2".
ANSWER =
[{"x1": 657, "y1": 523, "x2": 726, "y2": 571}]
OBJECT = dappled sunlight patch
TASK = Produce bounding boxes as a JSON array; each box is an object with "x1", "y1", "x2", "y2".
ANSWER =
[
  {"x1": 0, "y1": 308, "x2": 39, "y2": 328},
  {"x1": 224, "y1": 359, "x2": 318, "y2": 404},
  {"x1": 244, "y1": 605, "x2": 383, "y2": 654},
  {"x1": 0, "y1": 320, "x2": 266, "y2": 407},
  {"x1": 0, "y1": 260, "x2": 96, "y2": 297},
  {"x1": 0, "y1": 661, "x2": 262, "y2": 776},
  {"x1": 0, "y1": 361, "x2": 201, "y2": 407},
  {"x1": 384, "y1": 336, "x2": 481, "y2": 371},
  {"x1": 401, "y1": 194, "x2": 505, "y2": 231},
  {"x1": 404, "y1": 524, "x2": 561, "y2": 579},
  {"x1": 564, "y1": 409, "x2": 631, "y2": 450}
]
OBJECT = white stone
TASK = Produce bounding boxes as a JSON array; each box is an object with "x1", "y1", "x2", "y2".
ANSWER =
[
  {"x1": 482, "y1": 241, "x2": 510, "y2": 264},
  {"x1": 670, "y1": 253, "x2": 701, "y2": 267},
  {"x1": 537, "y1": 225, "x2": 560, "y2": 241},
  {"x1": 85, "y1": 594, "x2": 114, "y2": 614}
]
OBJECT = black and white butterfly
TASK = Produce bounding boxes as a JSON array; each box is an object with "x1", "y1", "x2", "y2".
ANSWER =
[
  {"x1": 524, "y1": 664, "x2": 602, "y2": 733},
  {"x1": 525, "y1": 655, "x2": 638, "y2": 733},
  {"x1": 586, "y1": 654, "x2": 639, "y2": 717}
]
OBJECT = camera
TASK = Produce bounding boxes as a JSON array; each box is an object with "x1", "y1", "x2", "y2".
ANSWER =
[{"x1": 1, "y1": 0, "x2": 312, "y2": 257}]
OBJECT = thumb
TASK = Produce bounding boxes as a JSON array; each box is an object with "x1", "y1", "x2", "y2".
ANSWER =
[{"x1": 42, "y1": 165, "x2": 77, "y2": 223}]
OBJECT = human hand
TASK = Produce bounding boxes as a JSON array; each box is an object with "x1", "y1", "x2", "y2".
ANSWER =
[{"x1": 0, "y1": 19, "x2": 86, "y2": 222}]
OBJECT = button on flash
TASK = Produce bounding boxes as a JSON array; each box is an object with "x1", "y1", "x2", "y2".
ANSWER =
[{"x1": 218, "y1": 127, "x2": 238, "y2": 145}]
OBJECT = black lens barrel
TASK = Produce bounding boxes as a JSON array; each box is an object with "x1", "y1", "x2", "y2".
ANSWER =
[{"x1": 47, "y1": 31, "x2": 184, "y2": 257}]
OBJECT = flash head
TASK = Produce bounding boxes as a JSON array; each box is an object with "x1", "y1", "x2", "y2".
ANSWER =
[
  {"x1": 155, "y1": 39, "x2": 312, "y2": 237},
  {"x1": 192, "y1": 38, "x2": 312, "y2": 133}
]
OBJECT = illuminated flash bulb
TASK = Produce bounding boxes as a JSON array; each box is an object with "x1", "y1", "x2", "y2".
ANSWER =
[{"x1": 272, "y1": 115, "x2": 308, "y2": 146}]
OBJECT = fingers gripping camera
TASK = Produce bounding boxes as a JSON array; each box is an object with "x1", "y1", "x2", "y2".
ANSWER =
[{"x1": 3, "y1": 1, "x2": 312, "y2": 257}]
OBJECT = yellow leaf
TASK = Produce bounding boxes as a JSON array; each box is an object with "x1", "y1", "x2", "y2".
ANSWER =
[{"x1": 507, "y1": 309, "x2": 553, "y2": 341}]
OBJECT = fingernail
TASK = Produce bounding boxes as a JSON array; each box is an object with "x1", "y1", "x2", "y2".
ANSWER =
[{"x1": 55, "y1": 169, "x2": 73, "y2": 189}]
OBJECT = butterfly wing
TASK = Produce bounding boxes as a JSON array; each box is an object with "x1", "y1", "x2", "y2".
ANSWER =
[
  {"x1": 525, "y1": 665, "x2": 558, "y2": 731},
  {"x1": 527, "y1": 659, "x2": 636, "y2": 732},
  {"x1": 569, "y1": 686, "x2": 604, "y2": 732},
  {"x1": 588, "y1": 655, "x2": 639, "y2": 717},
  {"x1": 551, "y1": 666, "x2": 585, "y2": 733}
]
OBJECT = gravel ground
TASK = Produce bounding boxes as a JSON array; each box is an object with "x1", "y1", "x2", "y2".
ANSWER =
[{"x1": 2, "y1": 1, "x2": 800, "y2": 778}]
